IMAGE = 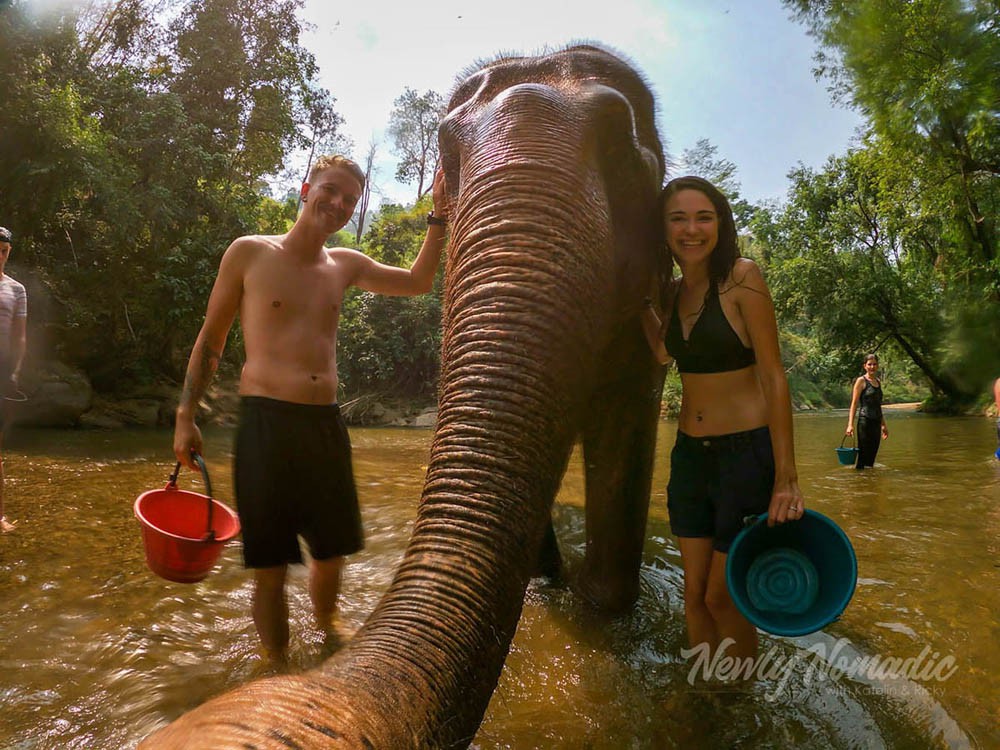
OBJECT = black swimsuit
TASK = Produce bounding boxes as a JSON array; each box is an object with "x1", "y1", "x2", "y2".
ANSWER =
[
  {"x1": 664, "y1": 283, "x2": 756, "y2": 373},
  {"x1": 855, "y1": 378, "x2": 883, "y2": 469}
]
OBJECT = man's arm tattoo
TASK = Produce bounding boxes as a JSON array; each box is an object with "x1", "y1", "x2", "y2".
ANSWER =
[{"x1": 179, "y1": 343, "x2": 222, "y2": 411}]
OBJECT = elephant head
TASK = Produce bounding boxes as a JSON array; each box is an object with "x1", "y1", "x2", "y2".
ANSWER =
[{"x1": 143, "y1": 43, "x2": 666, "y2": 750}]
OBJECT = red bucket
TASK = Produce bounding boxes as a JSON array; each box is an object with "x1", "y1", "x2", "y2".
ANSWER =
[{"x1": 134, "y1": 456, "x2": 240, "y2": 583}]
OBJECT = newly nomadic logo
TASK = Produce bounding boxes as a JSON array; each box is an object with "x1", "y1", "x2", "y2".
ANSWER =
[{"x1": 682, "y1": 637, "x2": 958, "y2": 702}]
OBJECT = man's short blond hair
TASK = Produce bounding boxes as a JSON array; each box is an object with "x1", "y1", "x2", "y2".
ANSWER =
[{"x1": 309, "y1": 155, "x2": 365, "y2": 191}]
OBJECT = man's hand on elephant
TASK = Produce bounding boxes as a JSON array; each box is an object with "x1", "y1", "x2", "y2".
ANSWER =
[{"x1": 432, "y1": 168, "x2": 450, "y2": 219}]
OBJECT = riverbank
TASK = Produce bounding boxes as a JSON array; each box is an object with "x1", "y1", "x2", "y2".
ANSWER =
[
  {"x1": 14, "y1": 365, "x2": 991, "y2": 431},
  {"x1": 75, "y1": 384, "x2": 439, "y2": 430},
  {"x1": 75, "y1": 392, "x2": 934, "y2": 430},
  {"x1": 15, "y1": 389, "x2": 969, "y2": 431},
  {"x1": 7, "y1": 364, "x2": 441, "y2": 430},
  {"x1": 882, "y1": 402, "x2": 924, "y2": 412}
]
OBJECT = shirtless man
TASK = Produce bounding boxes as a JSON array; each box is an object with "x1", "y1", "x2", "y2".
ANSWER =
[
  {"x1": 994, "y1": 377, "x2": 1000, "y2": 456},
  {"x1": 173, "y1": 155, "x2": 449, "y2": 660},
  {"x1": 0, "y1": 226, "x2": 26, "y2": 533}
]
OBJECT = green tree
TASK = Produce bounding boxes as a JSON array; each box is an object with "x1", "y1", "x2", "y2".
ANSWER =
[
  {"x1": 0, "y1": 0, "x2": 343, "y2": 391},
  {"x1": 387, "y1": 87, "x2": 444, "y2": 201},
  {"x1": 354, "y1": 139, "x2": 378, "y2": 245},
  {"x1": 336, "y1": 200, "x2": 443, "y2": 401},
  {"x1": 754, "y1": 148, "x2": 971, "y2": 401},
  {"x1": 680, "y1": 139, "x2": 755, "y2": 229},
  {"x1": 294, "y1": 85, "x2": 349, "y2": 211},
  {"x1": 779, "y1": 0, "x2": 1000, "y2": 405},
  {"x1": 785, "y1": 0, "x2": 999, "y2": 285},
  {"x1": 169, "y1": 0, "x2": 326, "y2": 185}
]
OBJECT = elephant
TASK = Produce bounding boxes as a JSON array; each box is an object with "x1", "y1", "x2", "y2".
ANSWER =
[{"x1": 142, "y1": 42, "x2": 667, "y2": 749}]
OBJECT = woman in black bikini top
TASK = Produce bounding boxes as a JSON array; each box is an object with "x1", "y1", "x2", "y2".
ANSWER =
[
  {"x1": 640, "y1": 175, "x2": 804, "y2": 665},
  {"x1": 663, "y1": 280, "x2": 756, "y2": 374}
]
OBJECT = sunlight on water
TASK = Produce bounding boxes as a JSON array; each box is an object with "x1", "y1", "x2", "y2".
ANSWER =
[{"x1": 0, "y1": 413, "x2": 996, "y2": 749}]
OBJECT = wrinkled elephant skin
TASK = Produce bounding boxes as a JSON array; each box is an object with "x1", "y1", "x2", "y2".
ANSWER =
[{"x1": 142, "y1": 44, "x2": 666, "y2": 750}]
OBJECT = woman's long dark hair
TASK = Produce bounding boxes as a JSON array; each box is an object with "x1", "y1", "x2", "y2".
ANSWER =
[{"x1": 660, "y1": 175, "x2": 740, "y2": 292}]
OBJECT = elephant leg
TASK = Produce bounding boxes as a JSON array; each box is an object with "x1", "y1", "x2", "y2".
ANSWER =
[
  {"x1": 534, "y1": 514, "x2": 562, "y2": 580},
  {"x1": 578, "y1": 339, "x2": 664, "y2": 612}
]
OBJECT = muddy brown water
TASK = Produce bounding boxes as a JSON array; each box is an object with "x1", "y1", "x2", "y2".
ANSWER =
[{"x1": 0, "y1": 411, "x2": 997, "y2": 749}]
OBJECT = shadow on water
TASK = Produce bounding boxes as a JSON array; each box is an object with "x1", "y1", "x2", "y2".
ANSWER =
[{"x1": 0, "y1": 413, "x2": 995, "y2": 749}]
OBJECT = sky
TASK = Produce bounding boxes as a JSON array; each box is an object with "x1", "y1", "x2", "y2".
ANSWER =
[{"x1": 299, "y1": 0, "x2": 865, "y2": 209}]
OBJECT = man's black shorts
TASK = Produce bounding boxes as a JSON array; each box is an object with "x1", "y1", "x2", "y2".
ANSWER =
[
  {"x1": 234, "y1": 396, "x2": 363, "y2": 568},
  {"x1": 666, "y1": 426, "x2": 774, "y2": 553}
]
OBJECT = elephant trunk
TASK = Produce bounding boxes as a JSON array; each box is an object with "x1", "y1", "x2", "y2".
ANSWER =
[{"x1": 349, "y1": 167, "x2": 615, "y2": 744}]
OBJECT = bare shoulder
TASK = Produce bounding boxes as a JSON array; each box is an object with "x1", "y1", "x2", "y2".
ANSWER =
[
  {"x1": 326, "y1": 246, "x2": 368, "y2": 263},
  {"x1": 237, "y1": 233, "x2": 283, "y2": 251},
  {"x1": 732, "y1": 258, "x2": 766, "y2": 288},
  {"x1": 222, "y1": 234, "x2": 276, "y2": 263},
  {"x1": 326, "y1": 246, "x2": 375, "y2": 278},
  {"x1": 724, "y1": 258, "x2": 770, "y2": 303}
]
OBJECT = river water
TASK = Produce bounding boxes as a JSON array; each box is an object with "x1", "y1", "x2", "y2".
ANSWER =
[{"x1": 0, "y1": 410, "x2": 997, "y2": 749}]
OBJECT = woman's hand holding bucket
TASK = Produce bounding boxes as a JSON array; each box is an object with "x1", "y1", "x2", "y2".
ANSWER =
[{"x1": 767, "y1": 476, "x2": 805, "y2": 527}]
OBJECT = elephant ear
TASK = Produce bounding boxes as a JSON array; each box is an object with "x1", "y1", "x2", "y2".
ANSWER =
[{"x1": 583, "y1": 84, "x2": 665, "y2": 315}]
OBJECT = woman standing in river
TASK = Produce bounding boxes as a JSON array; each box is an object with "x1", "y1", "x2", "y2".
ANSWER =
[
  {"x1": 846, "y1": 354, "x2": 888, "y2": 469},
  {"x1": 641, "y1": 176, "x2": 804, "y2": 661},
  {"x1": 993, "y1": 377, "x2": 1000, "y2": 457}
]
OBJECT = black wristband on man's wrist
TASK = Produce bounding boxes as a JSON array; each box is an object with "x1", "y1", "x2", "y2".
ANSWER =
[{"x1": 426, "y1": 211, "x2": 447, "y2": 227}]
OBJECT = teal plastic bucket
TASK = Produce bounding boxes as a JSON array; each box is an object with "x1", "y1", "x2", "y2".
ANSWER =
[
  {"x1": 726, "y1": 509, "x2": 857, "y2": 637},
  {"x1": 835, "y1": 435, "x2": 858, "y2": 466}
]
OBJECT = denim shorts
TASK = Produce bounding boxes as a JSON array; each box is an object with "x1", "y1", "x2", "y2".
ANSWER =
[{"x1": 666, "y1": 426, "x2": 775, "y2": 553}]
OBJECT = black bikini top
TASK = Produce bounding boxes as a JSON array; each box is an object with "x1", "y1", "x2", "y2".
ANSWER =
[{"x1": 663, "y1": 282, "x2": 757, "y2": 374}]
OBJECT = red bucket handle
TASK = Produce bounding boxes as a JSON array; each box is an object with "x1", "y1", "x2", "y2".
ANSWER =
[{"x1": 167, "y1": 453, "x2": 216, "y2": 542}]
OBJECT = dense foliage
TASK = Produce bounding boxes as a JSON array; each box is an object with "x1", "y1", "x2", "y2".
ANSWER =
[
  {"x1": 768, "y1": 0, "x2": 1000, "y2": 408},
  {"x1": 1, "y1": 0, "x2": 996, "y2": 413},
  {"x1": 336, "y1": 198, "x2": 443, "y2": 401},
  {"x1": 0, "y1": 0, "x2": 330, "y2": 389}
]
